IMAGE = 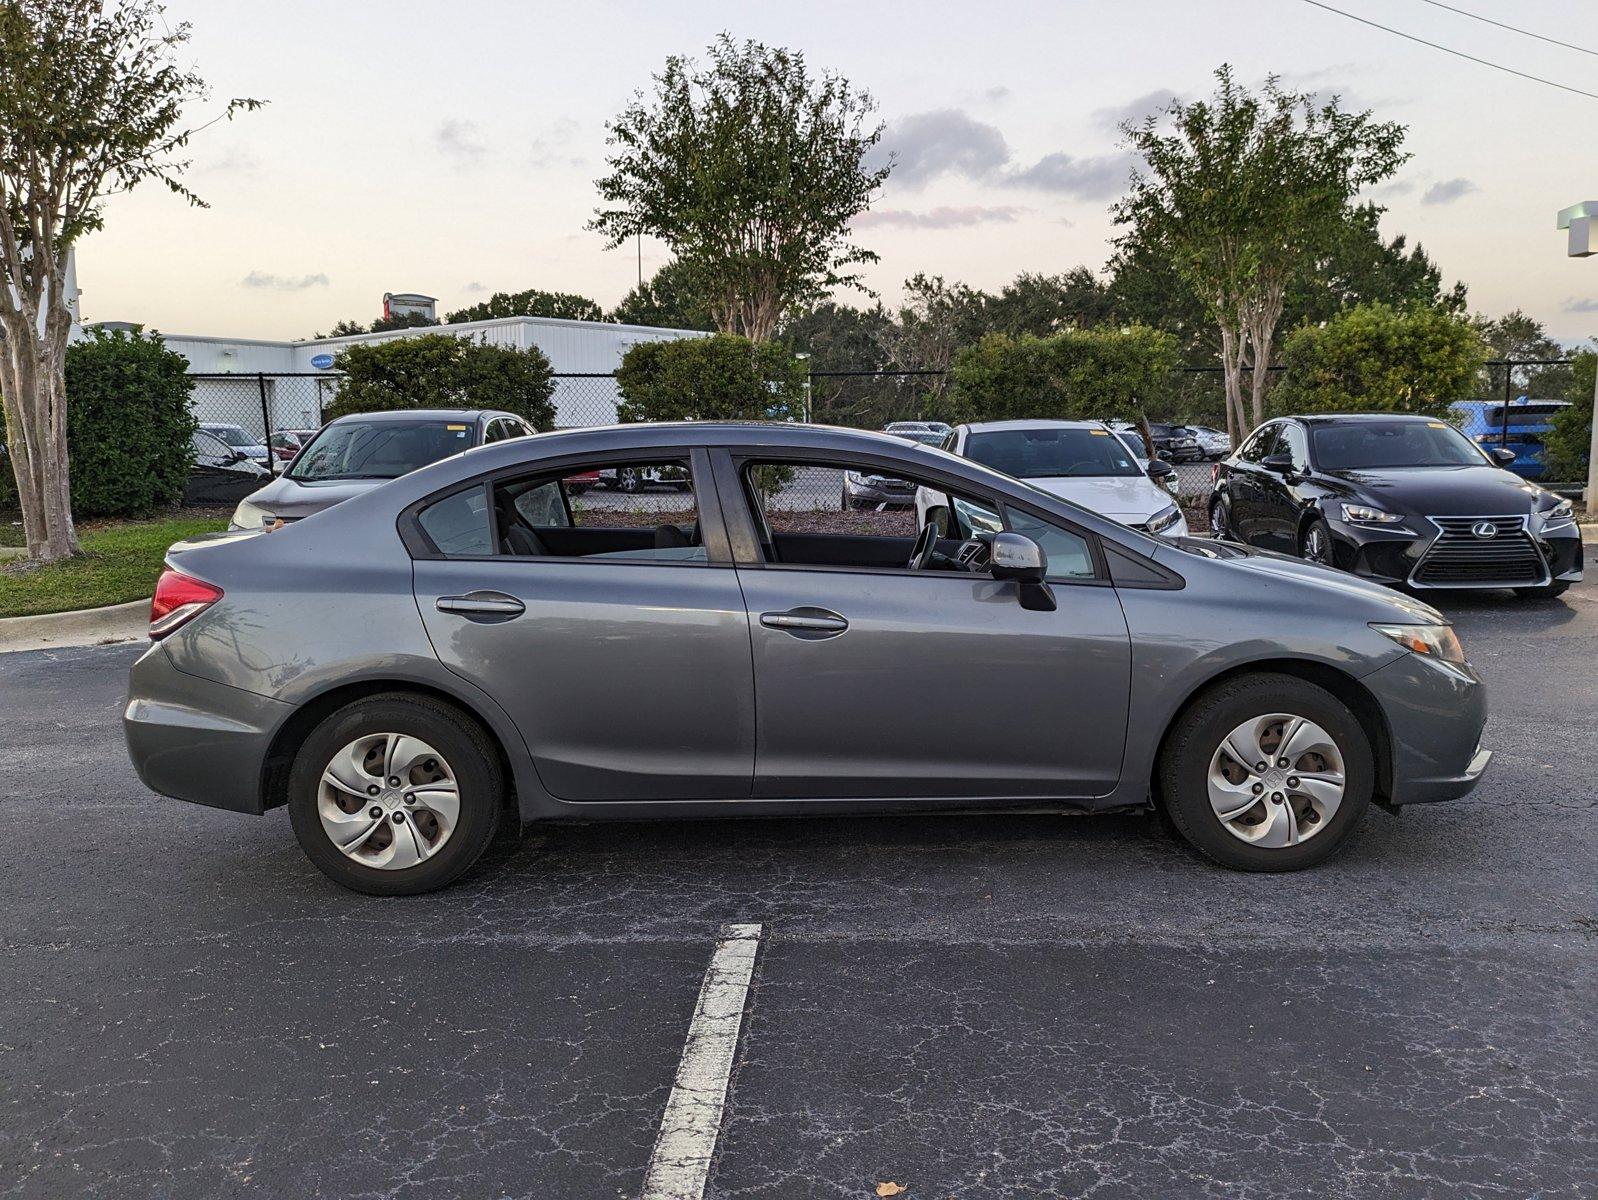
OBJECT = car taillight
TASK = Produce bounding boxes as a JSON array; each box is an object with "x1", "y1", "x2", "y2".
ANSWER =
[
  {"x1": 150, "y1": 568, "x2": 223, "y2": 639},
  {"x1": 1211, "y1": 463, "x2": 1220, "y2": 486}
]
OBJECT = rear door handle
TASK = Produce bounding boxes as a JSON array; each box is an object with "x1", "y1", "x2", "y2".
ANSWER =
[
  {"x1": 759, "y1": 608, "x2": 849, "y2": 638},
  {"x1": 436, "y1": 592, "x2": 525, "y2": 618}
]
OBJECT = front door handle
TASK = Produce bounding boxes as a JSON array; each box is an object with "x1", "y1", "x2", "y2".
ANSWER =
[
  {"x1": 759, "y1": 608, "x2": 849, "y2": 638},
  {"x1": 436, "y1": 592, "x2": 525, "y2": 618}
]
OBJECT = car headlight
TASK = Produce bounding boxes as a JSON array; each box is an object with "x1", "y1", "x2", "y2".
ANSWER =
[
  {"x1": 1340, "y1": 503, "x2": 1404, "y2": 525},
  {"x1": 1371, "y1": 622, "x2": 1466, "y2": 665},
  {"x1": 845, "y1": 471, "x2": 864, "y2": 485},
  {"x1": 1146, "y1": 503, "x2": 1183, "y2": 534},
  {"x1": 1536, "y1": 498, "x2": 1575, "y2": 529},
  {"x1": 230, "y1": 499, "x2": 272, "y2": 530}
]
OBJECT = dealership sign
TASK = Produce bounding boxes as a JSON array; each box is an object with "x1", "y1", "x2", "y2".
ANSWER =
[{"x1": 310, "y1": 353, "x2": 336, "y2": 370}]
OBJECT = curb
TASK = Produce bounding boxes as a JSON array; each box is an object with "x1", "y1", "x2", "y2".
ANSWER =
[{"x1": 0, "y1": 598, "x2": 149, "y2": 654}]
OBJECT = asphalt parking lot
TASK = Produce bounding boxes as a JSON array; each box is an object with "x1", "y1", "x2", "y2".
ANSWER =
[{"x1": 3, "y1": 580, "x2": 1595, "y2": 1199}]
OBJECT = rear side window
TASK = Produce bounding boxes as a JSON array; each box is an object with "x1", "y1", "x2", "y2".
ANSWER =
[{"x1": 417, "y1": 487, "x2": 493, "y2": 556}]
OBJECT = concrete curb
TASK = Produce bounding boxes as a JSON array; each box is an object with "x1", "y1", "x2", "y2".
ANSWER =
[{"x1": 0, "y1": 598, "x2": 149, "y2": 654}]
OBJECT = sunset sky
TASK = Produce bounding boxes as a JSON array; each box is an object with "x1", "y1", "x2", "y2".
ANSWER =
[{"x1": 77, "y1": 0, "x2": 1598, "y2": 344}]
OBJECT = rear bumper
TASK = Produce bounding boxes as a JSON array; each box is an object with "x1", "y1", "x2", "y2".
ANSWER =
[
  {"x1": 1363, "y1": 650, "x2": 1490, "y2": 805},
  {"x1": 123, "y1": 641, "x2": 289, "y2": 815}
]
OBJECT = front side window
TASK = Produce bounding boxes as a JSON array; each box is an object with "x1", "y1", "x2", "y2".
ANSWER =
[
  {"x1": 1002, "y1": 508, "x2": 1098, "y2": 581},
  {"x1": 291, "y1": 419, "x2": 475, "y2": 481},
  {"x1": 415, "y1": 457, "x2": 704, "y2": 563}
]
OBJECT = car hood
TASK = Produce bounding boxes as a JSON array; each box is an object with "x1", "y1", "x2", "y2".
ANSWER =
[
  {"x1": 1171, "y1": 539, "x2": 1446, "y2": 623},
  {"x1": 1021, "y1": 474, "x2": 1172, "y2": 520},
  {"x1": 1321, "y1": 464, "x2": 1541, "y2": 516},
  {"x1": 242, "y1": 474, "x2": 389, "y2": 520}
]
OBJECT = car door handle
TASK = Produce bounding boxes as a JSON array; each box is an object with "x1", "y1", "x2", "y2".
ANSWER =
[
  {"x1": 759, "y1": 608, "x2": 849, "y2": 637},
  {"x1": 436, "y1": 592, "x2": 525, "y2": 617}
]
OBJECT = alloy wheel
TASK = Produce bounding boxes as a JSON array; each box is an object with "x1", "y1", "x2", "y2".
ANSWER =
[
  {"x1": 317, "y1": 733, "x2": 460, "y2": 870},
  {"x1": 1209, "y1": 499, "x2": 1227, "y2": 538},
  {"x1": 1302, "y1": 524, "x2": 1332, "y2": 565},
  {"x1": 1206, "y1": 713, "x2": 1345, "y2": 848}
]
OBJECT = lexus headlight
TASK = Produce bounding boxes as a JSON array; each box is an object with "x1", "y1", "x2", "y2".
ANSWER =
[
  {"x1": 1146, "y1": 503, "x2": 1183, "y2": 534},
  {"x1": 1371, "y1": 622, "x2": 1466, "y2": 665},
  {"x1": 1536, "y1": 498, "x2": 1575, "y2": 529},
  {"x1": 230, "y1": 499, "x2": 272, "y2": 531},
  {"x1": 1341, "y1": 503, "x2": 1404, "y2": 525}
]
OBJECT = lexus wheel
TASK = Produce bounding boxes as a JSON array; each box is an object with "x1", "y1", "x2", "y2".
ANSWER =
[
  {"x1": 1300, "y1": 517, "x2": 1335, "y2": 567},
  {"x1": 1209, "y1": 496, "x2": 1229, "y2": 538},
  {"x1": 1159, "y1": 673, "x2": 1372, "y2": 872},
  {"x1": 287, "y1": 694, "x2": 505, "y2": 895}
]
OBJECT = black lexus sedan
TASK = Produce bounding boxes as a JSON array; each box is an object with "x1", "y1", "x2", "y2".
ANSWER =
[{"x1": 1208, "y1": 413, "x2": 1582, "y2": 598}]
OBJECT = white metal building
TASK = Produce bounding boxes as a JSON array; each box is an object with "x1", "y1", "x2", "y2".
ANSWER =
[{"x1": 141, "y1": 315, "x2": 706, "y2": 431}]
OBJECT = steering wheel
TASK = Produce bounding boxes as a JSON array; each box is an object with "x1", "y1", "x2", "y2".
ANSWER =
[{"x1": 908, "y1": 521, "x2": 940, "y2": 570}]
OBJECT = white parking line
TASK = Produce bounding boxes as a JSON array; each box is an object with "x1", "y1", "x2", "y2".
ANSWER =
[{"x1": 640, "y1": 922, "x2": 763, "y2": 1200}]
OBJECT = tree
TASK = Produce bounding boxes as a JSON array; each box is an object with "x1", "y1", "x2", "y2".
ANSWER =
[
  {"x1": 875, "y1": 274, "x2": 990, "y2": 413},
  {"x1": 609, "y1": 260, "x2": 716, "y2": 331},
  {"x1": 984, "y1": 269, "x2": 1114, "y2": 339},
  {"x1": 368, "y1": 311, "x2": 440, "y2": 333},
  {"x1": 949, "y1": 326, "x2": 1180, "y2": 425},
  {"x1": 1472, "y1": 309, "x2": 1573, "y2": 404},
  {"x1": 313, "y1": 319, "x2": 371, "y2": 339},
  {"x1": 326, "y1": 334, "x2": 555, "y2": 428},
  {"x1": 1115, "y1": 66, "x2": 1407, "y2": 444},
  {"x1": 781, "y1": 300, "x2": 895, "y2": 426},
  {"x1": 1543, "y1": 350, "x2": 1596, "y2": 483},
  {"x1": 0, "y1": 1, "x2": 260, "y2": 561},
  {"x1": 615, "y1": 334, "x2": 804, "y2": 423},
  {"x1": 446, "y1": 288, "x2": 606, "y2": 325},
  {"x1": 591, "y1": 35, "x2": 889, "y2": 342},
  {"x1": 1272, "y1": 302, "x2": 1485, "y2": 418}
]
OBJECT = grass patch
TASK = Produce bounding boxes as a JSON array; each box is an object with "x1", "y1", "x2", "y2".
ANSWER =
[{"x1": 0, "y1": 513, "x2": 228, "y2": 618}]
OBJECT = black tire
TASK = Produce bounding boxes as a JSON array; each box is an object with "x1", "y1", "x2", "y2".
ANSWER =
[
  {"x1": 1514, "y1": 581, "x2": 1570, "y2": 600},
  {"x1": 287, "y1": 693, "x2": 506, "y2": 896},
  {"x1": 1158, "y1": 673, "x2": 1373, "y2": 872},
  {"x1": 1300, "y1": 516, "x2": 1336, "y2": 567},
  {"x1": 616, "y1": 468, "x2": 642, "y2": 494},
  {"x1": 1209, "y1": 496, "x2": 1229, "y2": 538}
]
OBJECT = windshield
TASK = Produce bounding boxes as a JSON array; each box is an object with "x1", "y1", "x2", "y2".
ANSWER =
[
  {"x1": 289, "y1": 419, "x2": 474, "y2": 481},
  {"x1": 206, "y1": 425, "x2": 256, "y2": 449},
  {"x1": 1310, "y1": 420, "x2": 1488, "y2": 470},
  {"x1": 965, "y1": 427, "x2": 1142, "y2": 479}
]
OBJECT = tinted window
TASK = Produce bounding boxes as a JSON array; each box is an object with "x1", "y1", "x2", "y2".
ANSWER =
[
  {"x1": 418, "y1": 487, "x2": 493, "y2": 555},
  {"x1": 291, "y1": 420, "x2": 474, "y2": 481},
  {"x1": 1239, "y1": 425, "x2": 1280, "y2": 463},
  {"x1": 1311, "y1": 420, "x2": 1486, "y2": 469},
  {"x1": 1003, "y1": 509, "x2": 1097, "y2": 580},
  {"x1": 1281, "y1": 423, "x2": 1309, "y2": 469},
  {"x1": 494, "y1": 459, "x2": 703, "y2": 562},
  {"x1": 965, "y1": 427, "x2": 1141, "y2": 479},
  {"x1": 204, "y1": 425, "x2": 256, "y2": 449}
]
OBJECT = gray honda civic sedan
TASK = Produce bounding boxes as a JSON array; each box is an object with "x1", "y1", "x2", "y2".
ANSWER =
[{"x1": 125, "y1": 422, "x2": 1491, "y2": 894}]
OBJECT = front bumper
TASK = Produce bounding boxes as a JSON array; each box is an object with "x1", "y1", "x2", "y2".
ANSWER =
[
  {"x1": 123, "y1": 641, "x2": 290, "y2": 814},
  {"x1": 1328, "y1": 517, "x2": 1582, "y2": 590},
  {"x1": 1363, "y1": 649, "x2": 1490, "y2": 805}
]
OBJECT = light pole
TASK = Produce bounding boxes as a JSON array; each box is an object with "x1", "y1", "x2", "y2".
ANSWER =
[
  {"x1": 795, "y1": 352, "x2": 812, "y2": 423},
  {"x1": 1557, "y1": 201, "x2": 1598, "y2": 508}
]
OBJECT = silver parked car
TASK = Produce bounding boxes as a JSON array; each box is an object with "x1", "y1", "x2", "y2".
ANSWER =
[{"x1": 126, "y1": 423, "x2": 1491, "y2": 894}]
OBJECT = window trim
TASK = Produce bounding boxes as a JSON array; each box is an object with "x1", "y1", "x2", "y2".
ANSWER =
[{"x1": 399, "y1": 446, "x2": 731, "y2": 567}]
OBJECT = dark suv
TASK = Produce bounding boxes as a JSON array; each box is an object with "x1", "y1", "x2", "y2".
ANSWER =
[{"x1": 1208, "y1": 413, "x2": 1581, "y2": 599}]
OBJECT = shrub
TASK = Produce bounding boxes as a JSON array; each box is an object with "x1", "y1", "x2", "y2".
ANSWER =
[
  {"x1": 948, "y1": 325, "x2": 1180, "y2": 424},
  {"x1": 1543, "y1": 350, "x2": 1595, "y2": 483},
  {"x1": 615, "y1": 333, "x2": 804, "y2": 422},
  {"x1": 326, "y1": 334, "x2": 556, "y2": 428},
  {"x1": 0, "y1": 329, "x2": 196, "y2": 517},
  {"x1": 1273, "y1": 302, "x2": 1485, "y2": 418}
]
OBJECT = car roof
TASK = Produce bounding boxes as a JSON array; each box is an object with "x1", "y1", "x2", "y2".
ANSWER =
[
  {"x1": 959, "y1": 419, "x2": 1110, "y2": 433},
  {"x1": 323, "y1": 409, "x2": 502, "y2": 425},
  {"x1": 1291, "y1": 412, "x2": 1452, "y2": 425}
]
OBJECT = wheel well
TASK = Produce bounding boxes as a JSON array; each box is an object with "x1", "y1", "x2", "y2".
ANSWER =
[
  {"x1": 1152, "y1": 659, "x2": 1394, "y2": 807},
  {"x1": 259, "y1": 680, "x2": 518, "y2": 816}
]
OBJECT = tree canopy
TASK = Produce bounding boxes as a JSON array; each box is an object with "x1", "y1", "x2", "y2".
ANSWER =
[
  {"x1": 591, "y1": 35, "x2": 888, "y2": 342},
  {"x1": 609, "y1": 260, "x2": 717, "y2": 331},
  {"x1": 446, "y1": 288, "x2": 606, "y2": 325},
  {"x1": 615, "y1": 334, "x2": 805, "y2": 423},
  {"x1": 327, "y1": 334, "x2": 555, "y2": 428},
  {"x1": 950, "y1": 327, "x2": 1181, "y2": 425}
]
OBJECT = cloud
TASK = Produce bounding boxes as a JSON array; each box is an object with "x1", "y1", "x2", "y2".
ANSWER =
[
  {"x1": 1421, "y1": 177, "x2": 1478, "y2": 206},
  {"x1": 1563, "y1": 297, "x2": 1598, "y2": 313},
  {"x1": 1092, "y1": 89, "x2": 1182, "y2": 133},
  {"x1": 434, "y1": 118, "x2": 487, "y2": 165},
  {"x1": 530, "y1": 117, "x2": 582, "y2": 169},
  {"x1": 240, "y1": 270, "x2": 329, "y2": 291},
  {"x1": 463, "y1": 280, "x2": 488, "y2": 294},
  {"x1": 874, "y1": 108, "x2": 1139, "y2": 200},
  {"x1": 983, "y1": 86, "x2": 1011, "y2": 102},
  {"x1": 854, "y1": 205, "x2": 1027, "y2": 230}
]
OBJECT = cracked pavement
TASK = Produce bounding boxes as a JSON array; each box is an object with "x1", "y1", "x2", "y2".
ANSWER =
[{"x1": 2, "y1": 581, "x2": 1595, "y2": 1198}]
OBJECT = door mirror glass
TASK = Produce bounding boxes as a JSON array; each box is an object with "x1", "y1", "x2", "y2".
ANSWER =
[
  {"x1": 990, "y1": 532, "x2": 1046, "y2": 583},
  {"x1": 1490, "y1": 447, "x2": 1517, "y2": 467}
]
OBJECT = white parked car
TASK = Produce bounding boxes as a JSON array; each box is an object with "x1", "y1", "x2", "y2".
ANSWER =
[{"x1": 917, "y1": 420, "x2": 1189, "y2": 537}]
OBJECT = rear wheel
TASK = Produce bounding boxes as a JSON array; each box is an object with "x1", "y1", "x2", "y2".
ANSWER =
[
  {"x1": 287, "y1": 694, "x2": 505, "y2": 895},
  {"x1": 1514, "y1": 581, "x2": 1569, "y2": 600},
  {"x1": 1159, "y1": 674, "x2": 1372, "y2": 872},
  {"x1": 616, "y1": 467, "x2": 642, "y2": 493}
]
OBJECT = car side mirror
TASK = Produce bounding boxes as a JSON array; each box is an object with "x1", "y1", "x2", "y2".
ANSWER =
[
  {"x1": 225, "y1": 450, "x2": 247, "y2": 465},
  {"x1": 1146, "y1": 459, "x2": 1175, "y2": 480},
  {"x1": 990, "y1": 532, "x2": 1056, "y2": 611},
  {"x1": 1490, "y1": 447, "x2": 1517, "y2": 467},
  {"x1": 1261, "y1": 453, "x2": 1297, "y2": 475}
]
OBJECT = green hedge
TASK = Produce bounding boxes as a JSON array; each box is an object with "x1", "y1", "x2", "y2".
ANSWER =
[
  {"x1": 615, "y1": 334, "x2": 805, "y2": 422},
  {"x1": 948, "y1": 326, "x2": 1180, "y2": 424},
  {"x1": 0, "y1": 328, "x2": 196, "y2": 517},
  {"x1": 326, "y1": 333, "x2": 556, "y2": 428},
  {"x1": 1272, "y1": 302, "x2": 1485, "y2": 418}
]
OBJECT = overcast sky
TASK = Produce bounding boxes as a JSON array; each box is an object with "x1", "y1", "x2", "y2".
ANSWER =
[{"x1": 78, "y1": 0, "x2": 1598, "y2": 344}]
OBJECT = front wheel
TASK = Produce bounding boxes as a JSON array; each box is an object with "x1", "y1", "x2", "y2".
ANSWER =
[
  {"x1": 1514, "y1": 581, "x2": 1570, "y2": 600},
  {"x1": 287, "y1": 694, "x2": 506, "y2": 895},
  {"x1": 1209, "y1": 496, "x2": 1229, "y2": 538},
  {"x1": 1159, "y1": 673, "x2": 1372, "y2": 872},
  {"x1": 1300, "y1": 516, "x2": 1335, "y2": 567}
]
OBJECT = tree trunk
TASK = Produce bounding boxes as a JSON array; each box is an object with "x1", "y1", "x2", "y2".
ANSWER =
[
  {"x1": 0, "y1": 319, "x2": 80, "y2": 562},
  {"x1": 1218, "y1": 325, "x2": 1248, "y2": 445}
]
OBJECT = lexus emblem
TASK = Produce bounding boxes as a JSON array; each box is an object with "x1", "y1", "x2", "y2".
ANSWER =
[{"x1": 1471, "y1": 521, "x2": 1498, "y2": 539}]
